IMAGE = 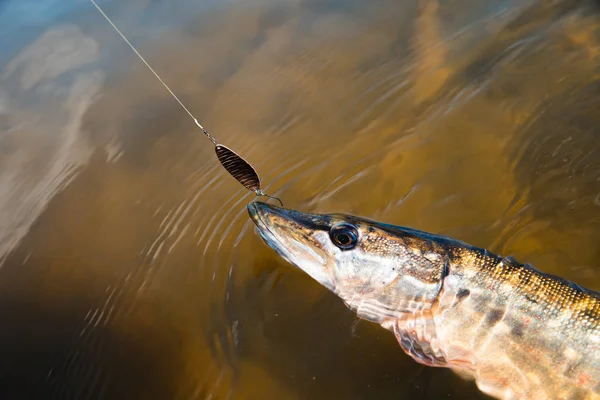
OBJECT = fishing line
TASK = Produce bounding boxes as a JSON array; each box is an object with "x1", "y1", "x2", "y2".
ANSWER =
[{"x1": 90, "y1": 0, "x2": 283, "y2": 206}]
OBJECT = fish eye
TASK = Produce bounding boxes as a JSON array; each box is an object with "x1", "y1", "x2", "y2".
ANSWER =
[{"x1": 330, "y1": 224, "x2": 359, "y2": 250}]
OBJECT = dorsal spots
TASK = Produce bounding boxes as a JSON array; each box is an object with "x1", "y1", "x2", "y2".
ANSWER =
[
  {"x1": 485, "y1": 309, "x2": 505, "y2": 326},
  {"x1": 511, "y1": 323, "x2": 525, "y2": 338},
  {"x1": 456, "y1": 288, "x2": 470, "y2": 301}
]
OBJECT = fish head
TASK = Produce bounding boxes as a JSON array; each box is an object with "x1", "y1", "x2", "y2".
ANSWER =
[{"x1": 247, "y1": 201, "x2": 449, "y2": 323}]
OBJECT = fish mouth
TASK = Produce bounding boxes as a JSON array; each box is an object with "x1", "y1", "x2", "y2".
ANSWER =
[
  {"x1": 246, "y1": 202, "x2": 287, "y2": 258},
  {"x1": 246, "y1": 201, "x2": 276, "y2": 229},
  {"x1": 247, "y1": 201, "x2": 334, "y2": 290}
]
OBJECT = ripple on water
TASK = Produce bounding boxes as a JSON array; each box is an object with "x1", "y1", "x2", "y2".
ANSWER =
[{"x1": 2, "y1": 0, "x2": 600, "y2": 399}]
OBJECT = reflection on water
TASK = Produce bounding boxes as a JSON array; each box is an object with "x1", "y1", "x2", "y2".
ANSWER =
[{"x1": 1, "y1": 0, "x2": 599, "y2": 398}]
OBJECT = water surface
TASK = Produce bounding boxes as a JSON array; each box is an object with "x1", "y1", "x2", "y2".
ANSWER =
[{"x1": 1, "y1": 0, "x2": 600, "y2": 398}]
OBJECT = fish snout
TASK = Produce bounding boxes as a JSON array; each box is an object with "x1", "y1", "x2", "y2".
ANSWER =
[{"x1": 247, "y1": 201, "x2": 275, "y2": 222}]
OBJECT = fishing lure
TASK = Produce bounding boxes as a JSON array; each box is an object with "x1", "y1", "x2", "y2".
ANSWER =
[{"x1": 90, "y1": 0, "x2": 283, "y2": 206}]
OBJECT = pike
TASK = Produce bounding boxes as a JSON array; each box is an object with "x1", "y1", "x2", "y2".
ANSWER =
[{"x1": 247, "y1": 202, "x2": 600, "y2": 400}]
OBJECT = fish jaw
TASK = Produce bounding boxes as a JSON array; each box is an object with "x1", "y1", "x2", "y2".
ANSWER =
[{"x1": 247, "y1": 201, "x2": 336, "y2": 291}]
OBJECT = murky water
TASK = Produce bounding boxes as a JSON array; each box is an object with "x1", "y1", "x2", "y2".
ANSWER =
[{"x1": 1, "y1": 0, "x2": 600, "y2": 398}]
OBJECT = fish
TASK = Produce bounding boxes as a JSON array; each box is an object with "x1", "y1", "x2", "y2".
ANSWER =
[{"x1": 247, "y1": 201, "x2": 600, "y2": 400}]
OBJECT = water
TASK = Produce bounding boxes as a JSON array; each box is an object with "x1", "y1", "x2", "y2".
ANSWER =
[{"x1": 1, "y1": 0, "x2": 600, "y2": 398}]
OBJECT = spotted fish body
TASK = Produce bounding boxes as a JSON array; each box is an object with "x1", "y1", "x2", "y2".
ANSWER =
[
  {"x1": 404, "y1": 246, "x2": 600, "y2": 400},
  {"x1": 247, "y1": 202, "x2": 600, "y2": 400}
]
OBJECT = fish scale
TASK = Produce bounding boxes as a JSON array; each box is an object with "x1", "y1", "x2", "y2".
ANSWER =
[{"x1": 434, "y1": 246, "x2": 600, "y2": 399}]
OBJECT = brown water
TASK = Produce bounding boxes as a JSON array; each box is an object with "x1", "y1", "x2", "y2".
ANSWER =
[{"x1": 1, "y1": 0, "x2": 600, "y2": 398}]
